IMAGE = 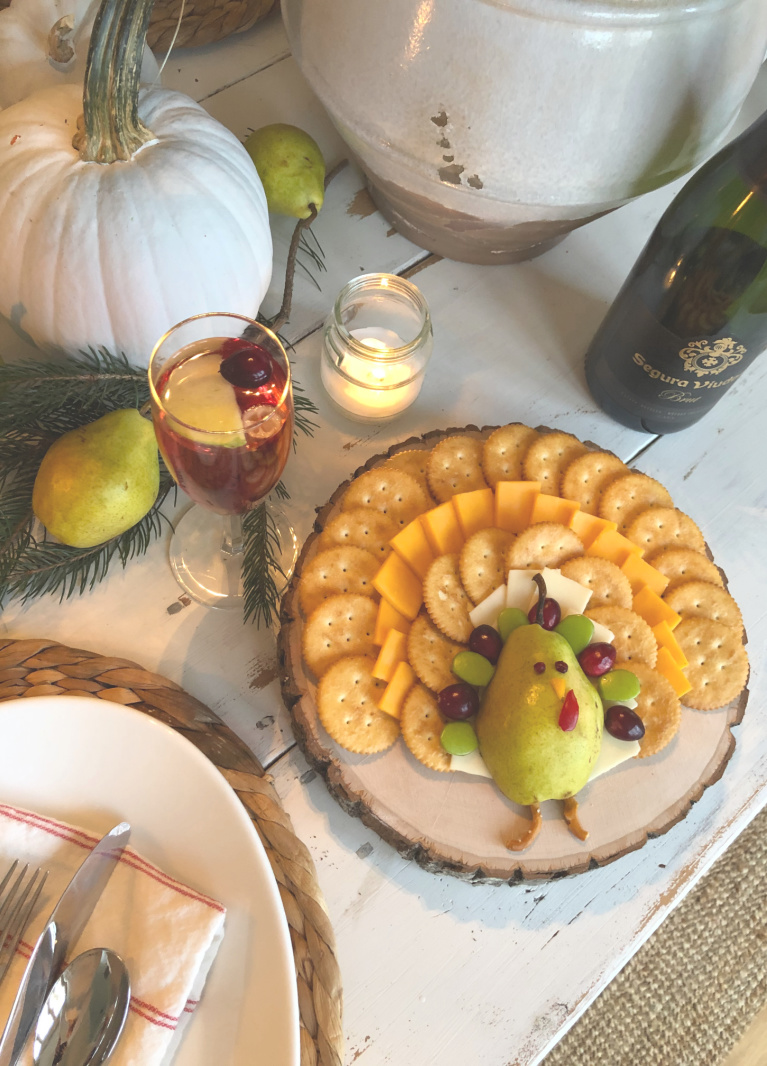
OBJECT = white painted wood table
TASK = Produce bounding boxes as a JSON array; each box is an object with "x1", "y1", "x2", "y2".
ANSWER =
[{"x1": 2, "y1": 15, "x2": 766, "y2": 1065}]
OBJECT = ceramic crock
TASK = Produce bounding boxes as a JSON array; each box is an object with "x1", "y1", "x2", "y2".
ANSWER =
[{"x1": 282, "y1": 0, "x2": 767, "y2": 263}]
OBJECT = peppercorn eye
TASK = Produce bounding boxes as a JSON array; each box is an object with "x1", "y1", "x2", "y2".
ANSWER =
[
  {"x1": 554, "y1": 661, "x2": 568, "y2": 673},
  {"x1": 533, "y1": 662, "x2": 545, "y2": 675}
]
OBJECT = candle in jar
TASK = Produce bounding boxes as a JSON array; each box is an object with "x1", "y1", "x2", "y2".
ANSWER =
[{"x1": 321, "y1": 327, "x2": 424, "y2": 420}]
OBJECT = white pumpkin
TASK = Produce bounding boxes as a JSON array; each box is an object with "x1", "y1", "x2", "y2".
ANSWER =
[
  {"x1": 0, "y1": 0, "x2": 160, "y2": 108},
  {"x1": 0, "y1": 82, "x2": 273, "y2": 365}
]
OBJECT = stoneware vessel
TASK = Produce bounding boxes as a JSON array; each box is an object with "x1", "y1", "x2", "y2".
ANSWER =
[{"x1": 282, "y1": 0, "x2": 767, "y2": 264}]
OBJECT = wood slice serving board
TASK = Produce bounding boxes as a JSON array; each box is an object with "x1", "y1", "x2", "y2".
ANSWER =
[{"x1": 278, "y1": 425, "x2": 749, "y2": 884}]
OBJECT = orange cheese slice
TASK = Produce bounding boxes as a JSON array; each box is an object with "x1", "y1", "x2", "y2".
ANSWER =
[
  {"x1": 632, "y1": 586, "x2": 681, "y2": 630},
  {"x1": 530, "y1": 494, "x2": 580, "y2": 527},
  {"x1": 494, "y1": 481, "x2": 540, "y2": 534},
  {"x1": 372, "y1": 628, "x2": 409, "y2": 683},
  {"x1": 390, "y1": 519, "x2": 436, "y2": 579},
  {"x1": 372, "y1": 553, "x2": 423, "y2": 621},
  {"x1": 420, "y1": 501, "x2": 464, "y2": 556},
  {"x1": 587, "y1": 528, "x2": 644, "y2": 566},
  {"x1": 452, "y1": 488, "x2": 496, "y2": 539},
  {"x1": 652, "y1": 621, "x2": 688, "y2": 668},
  {"x1": 378, "y1": 661, "x2": 416, "y2": 719},
  {"x1": 621, "y1": 552, "x2": 670, "y2": 597},
  {"x1": 570, "y1": 512, "x2": 617, "y2": 550},
  {"x1": 656, "y1": 647, "x2": 692, "y2": 698},
  {"x1": 374, "y1": 598, "x2": 411, "y2": 646}
]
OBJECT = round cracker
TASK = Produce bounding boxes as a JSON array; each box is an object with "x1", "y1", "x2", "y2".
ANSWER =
[
  {"x1": 674, "y1": 618, "x2": 750, "y2": 710},
  {"x1": 625, "y1": 507, "x2": 707, "y2": 556},
  {"x1": 647, "y1": 548, "x2": 724, "y2": 593},
  {"x1": 317, "y1": 656, "x2": 400, "y2": 754},
  {"x1": 321, "y1": 507, "x2": 398, "y2": 562},
  {"x1": 664, "y1": 580, "x2": 743, "y2": 634},
  {"x1": 341, "y1": 467, "x2": 431, "y2": 528},
  {"x1": 385, "y1": 449, "x2": 435, "y2": 501},
  {"x1": 560, "y1": 451, "x2": 629, "y2": 516},
  {"x1": 586, "y1": 606, "x2": 658, "y2": 667},
  {"x1": 302, "y1": 594, "x2": 378, "y2": 679},
  {"x1": 298, "y1": 545, "x2": 379, "y2": 616},
  {"x1": 560, "y1": 556, "x2": 633, "y2": 610},
  {"x1": 423, "y1": 553, "x2": 473, "y2": 642},
  {"x1": 482, "y1": 424, "x2": 541, "y2": 487},
  {"x1": 598, "y1": 473, "x2": 674, "y2": 533},
  {"x1": 407, "y1": 613, "x2": 465, "y2": 693},
  {"x1": 506, "y1": 523, "x2": 583, "y2": 570},
  {"x1": 400, "y1": 683, "x2": 451, "y2": 771},
  {"x1": 459, "y1": 527, "x2": 516, "y2": 604},
  {"x1": 522, "y1": 431, "x2": 589, "y2": 496},
  {"x1": 623, "y1": 660, "x2": 682, "y2": 759},
  {"x1": 426, "y1": 435, "x2": 487, "y2": 503}
]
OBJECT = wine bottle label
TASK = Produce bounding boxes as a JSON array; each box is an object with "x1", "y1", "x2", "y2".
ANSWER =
[{"x1": 600, "y1": 301, "x2": 748, "y2": 415}]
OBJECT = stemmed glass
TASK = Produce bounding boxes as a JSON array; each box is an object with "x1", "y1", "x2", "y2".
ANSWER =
[{"x1": 148, "y1": 313, "x2": 297, "y2": 610}]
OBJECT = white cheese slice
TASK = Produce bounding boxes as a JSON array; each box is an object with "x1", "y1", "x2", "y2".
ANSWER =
[
  {"x1": 450, "y1": 749, "x2": 493, "y2": 778},
  {"x1": 589, "y1": 620, "x2": 615, "y2": 645},
  {"x1": 588, "y1": 730, "x2": 640, "y2": 780},
  {"x1": 539, "y1": 567, "x2": 592, "y2": 617},
  {"x1": 506, "y1": 569, "x2": 540, "y2": 611},
  {"x1": 468, "y1": 585, "x2": 507, "y2": 631},
  {"x1": 604, "y1": 697, "x2": 638, "y2": 710}
]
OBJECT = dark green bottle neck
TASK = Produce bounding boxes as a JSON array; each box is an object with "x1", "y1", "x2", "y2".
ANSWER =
[{"x1": 733, "y1": 108, "x2": 767, "y2": 188}]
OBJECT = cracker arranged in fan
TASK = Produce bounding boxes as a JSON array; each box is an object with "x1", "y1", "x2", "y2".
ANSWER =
[{"x1": 288, "y1": 421, "x2": 749, "y2": 864}]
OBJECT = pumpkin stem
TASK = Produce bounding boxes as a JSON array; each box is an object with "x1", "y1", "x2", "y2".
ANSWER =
[
  {"x1": 48, "y1": 15, "x2": 76, "y2": 66},
  {"x1": 74, "y1": 0, "x2": 155, "y2": 162}
]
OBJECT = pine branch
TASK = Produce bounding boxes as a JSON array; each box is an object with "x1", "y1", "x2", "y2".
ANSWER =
[
  {"x1": 0, "y1": 473, "x2": 175, "y2": 604},
  {"x1": 242, "y1": 502, "x2": 285, "y2": 627},
  {"x1": 0, "y1": 346, "x2": 320, "y2": 627}
]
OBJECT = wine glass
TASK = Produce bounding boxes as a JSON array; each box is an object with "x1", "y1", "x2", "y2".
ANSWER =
[{"x1": 148, "y1": 313, "x2": 298, "y2": 610}]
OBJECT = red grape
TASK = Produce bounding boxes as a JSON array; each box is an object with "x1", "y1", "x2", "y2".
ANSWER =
[
  {"x1": 577, "y1": 642, "x2": 617, "y2": 677},
  {"x1": 437, "y1": 683, "x2": 479, "y2": 721},
  {"x1": 558, "y1": 690, "x2": 579, "y2": 731},
  {"x1": 220, "y1": 340, "x2": 272, "y2": 389},
  {"x1": 604, "y1": 705, "x2": 645, "y2": 741},
  {"x1": 468, "y1": 625, "x2": 503, "y2": 664},
  {"x1": 528, "y1": 597, "x2": 561, "y2": 630}
]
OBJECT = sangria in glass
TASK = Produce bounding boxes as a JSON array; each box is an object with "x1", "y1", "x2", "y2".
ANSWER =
[{"x1": 149, "y1": 313, "x2": 297, "y2": 609}]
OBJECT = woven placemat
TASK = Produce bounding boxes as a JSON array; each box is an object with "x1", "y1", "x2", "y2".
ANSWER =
[
  {"x1": 544, "y1": 801, "x2": 767, "y2": 1066},
  {"x1": 0, "y1": 638, "x2": 343, "y2": 1066}
]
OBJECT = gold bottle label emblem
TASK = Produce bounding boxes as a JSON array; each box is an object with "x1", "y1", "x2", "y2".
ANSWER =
[{"x1": 678, "y1": 338, "x2": 746, "y2": 378}]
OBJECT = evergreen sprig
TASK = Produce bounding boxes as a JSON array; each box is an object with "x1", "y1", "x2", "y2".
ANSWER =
[{"x1": 0, "y1": 347, "x2": 318, "y2": 624}]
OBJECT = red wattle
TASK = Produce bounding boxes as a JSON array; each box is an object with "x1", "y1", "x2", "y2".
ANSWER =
[{"x1": 559, "y1": 690, "x2": 579, "y2": 732}]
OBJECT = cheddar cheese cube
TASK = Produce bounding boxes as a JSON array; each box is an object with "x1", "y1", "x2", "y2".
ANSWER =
[
  {"x1": 632, "y1": 586, "x2": 681, "y2": 630},
  {"x1": 452, "y1": 488, "x2": 496, "y2": 539},
  {"x1": 420, "y1": 502, "x2": 464, "y2": 556},
  {"x1": 372, "y1": 628, "x2": 409, "y2": 683},
  {"x1": 378, "y1": 661, "x2": 416, "y2": 719},
  {"x1": 391, "y1": 519, "x2": 435, "y2": 580},
  {"x1": 372, "y1": 553, "x2": 423, "y2": 621},
  {"x1": 494, "y1": 481, "x2": 540, "y2": 534}
]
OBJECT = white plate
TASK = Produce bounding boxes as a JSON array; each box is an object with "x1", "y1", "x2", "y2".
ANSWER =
[{"x1": 0, "y1": 696, "x2": 300, "y2": 1066}]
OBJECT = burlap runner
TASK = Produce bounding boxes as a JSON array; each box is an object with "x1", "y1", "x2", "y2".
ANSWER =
[{"x1": 544, "y1": 803, "x2": 767, "y2": 1066}]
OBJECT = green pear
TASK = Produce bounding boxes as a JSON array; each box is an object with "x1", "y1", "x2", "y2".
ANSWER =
[
  {"x1": 32, "y1": 409, "x2": 160, "y2": 548},
  {"x1": 245, "y1": 123, "x2": 325, "y2": 219},
  {"x1": 477, "y1": 624, "x2": 603, "y2": 806}
]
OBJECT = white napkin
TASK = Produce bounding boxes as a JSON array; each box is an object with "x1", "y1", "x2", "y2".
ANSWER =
[{"x1": 0, "y1": 804, "x2": 226, "y2": 1066}]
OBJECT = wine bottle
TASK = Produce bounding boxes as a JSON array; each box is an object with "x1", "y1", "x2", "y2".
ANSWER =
[{"x1": 585, "y1": 108, "x2": 767, "y2": 433}]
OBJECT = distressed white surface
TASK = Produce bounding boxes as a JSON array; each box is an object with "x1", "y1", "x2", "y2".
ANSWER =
[{"x1": 1, "y1": 26, "x2": 766, "y2": 1066}]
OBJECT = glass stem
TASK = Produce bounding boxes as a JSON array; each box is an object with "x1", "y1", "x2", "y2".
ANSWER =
[{"x1": 221, "y1": 513, "x2": 245, "y2": 557}]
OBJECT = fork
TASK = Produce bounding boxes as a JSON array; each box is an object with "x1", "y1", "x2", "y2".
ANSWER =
[{"x1": 0, "y1": 862, "x2": 48, "y2": 988}]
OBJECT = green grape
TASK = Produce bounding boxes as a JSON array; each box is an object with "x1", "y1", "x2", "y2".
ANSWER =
[
  {"x1": 452, "y1": 650, "x2": 495, "y2": 687},
  {"x1": 498, "y1": 607, "x2": 529, "y2": 642},
  {"x1": 441, "y1": 721, "x2": 478, "y2": 756},
  {"x1": 598, "y1": 668, "x2": 641, "y2": 702},
  {"x1": 554, "y1": 614, "x2": 594, "y2": 655}
]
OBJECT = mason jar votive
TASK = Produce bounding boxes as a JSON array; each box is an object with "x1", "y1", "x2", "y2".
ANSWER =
[{"x1": 321, "y1": 273, "x2": 433, "y2": 423}]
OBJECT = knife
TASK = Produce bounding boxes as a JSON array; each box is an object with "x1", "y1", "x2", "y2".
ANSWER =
[{"x1": 0, "y1": 821, "x2": 131, "y2": 1066}]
